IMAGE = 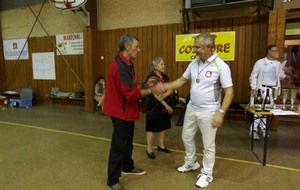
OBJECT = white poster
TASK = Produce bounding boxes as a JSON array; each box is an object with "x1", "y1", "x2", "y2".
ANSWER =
[
  {"x1": 32, "y1": 52, "x2": 56, "y2": 80},
  {"x1": 3, "y1": 38, "x2": 29, "y2": 60},
  {"x1": 56, "y1": 32, "x2": 84, "y2": 55}
]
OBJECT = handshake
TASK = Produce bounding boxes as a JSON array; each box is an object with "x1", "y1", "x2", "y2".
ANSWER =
[{"x1": 144, "y1": 76, "x2": 167, "y2": 96}]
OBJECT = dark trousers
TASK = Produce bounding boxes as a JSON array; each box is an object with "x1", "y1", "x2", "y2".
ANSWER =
[{"x1": 107, "y1": 117, "x2": 135, "y2": 186}]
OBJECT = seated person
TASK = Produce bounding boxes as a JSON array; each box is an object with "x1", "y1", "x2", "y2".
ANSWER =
[{"x1": 94, "y1": 76, "x2": 105, "y2": 111}]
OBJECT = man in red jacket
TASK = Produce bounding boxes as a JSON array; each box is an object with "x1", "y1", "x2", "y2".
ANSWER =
[{"x1": 104, "y1": 34, "x2": 155, "y2": 190}]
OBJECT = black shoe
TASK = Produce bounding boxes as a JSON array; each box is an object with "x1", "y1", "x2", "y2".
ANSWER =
[
  {"x1": 157, "y1": 146, "x2": 171, "y2": 153},
  {"x1": 146, "y1": 151, "x2": 155, "y2": 159}
]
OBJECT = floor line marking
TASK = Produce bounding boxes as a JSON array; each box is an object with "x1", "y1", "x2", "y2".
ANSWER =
[{"x1": 1, "y1": 120, "x2": 299, "y2": 172}]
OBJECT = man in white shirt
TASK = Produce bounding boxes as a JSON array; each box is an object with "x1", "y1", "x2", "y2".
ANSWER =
[
  {"x1": 161, "y1": 32, "x2": 234, "y2": 188},
  {"x1": 249, "y1": 45, "x2": 287, "y2": 140}
]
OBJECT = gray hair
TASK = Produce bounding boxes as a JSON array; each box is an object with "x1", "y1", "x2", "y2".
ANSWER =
[
  {"x1": 119, "y1": 34, "x2": 139, "y2": 51},
  {"x1": 193, "y1": 32, "x2": 215, "y2": 50},
  {"x1": 147, "y1": 57, "x2": 164, "y2": 77}
]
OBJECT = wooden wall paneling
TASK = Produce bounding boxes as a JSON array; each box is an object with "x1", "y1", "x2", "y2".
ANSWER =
[
  {"x1": 146, "y1": 26, "x2": 153, "y2": 82},
  {"x1": 230, "y1": 18, "x2": 240, "y2": 101},
  {"x1": 190, "y1": 20, "x2": 196, "y2": 33},
  {"x1": 98, "y1": 28, "x2": 103, "y2": 77},
  {"x1": 99, "y1": 29, "x2": 107, "y2": 78},
  {"x1": 268, "y1": 10, "x2": 278, "y2": 45},
  {"x1": 243, "y1": 17, "x2": 255, "y2": 100},
  {"x1": 167, "y1": 25, "x2": 174, "y2": 80},
  {"x1": 93, "y1": 29, "x2": 100, "y2": 81},
  {"x1": 103, "y1": 30, "x2": 110, "y2": 79},
  {"x1": 219, "y1": 18, "x2": 226, "y2": 32},
  {"x1": 136, "y1": 28, "x2": 143, "y2": 84},
  {"x1": 140, "y1": 26, "x2": 148, "y2": 84},
  {"x1": 98, "y1": 30, "x2": 105, "y2": 79},
  {"x1": 152, "y1": 26, "x2": 158, "y2": 58},
  {"x1": 206, "y1": 20, "x2": 213, "y2": 32},
  {"x1": 106, "y1": 29, "x2": 113, "y2": 77},
  {"x1": 162, "y1": 25, "x2": 168, "y2": 75},
  {"x1": 83, "y1": 27, "x2": 94, "y2": 112},
  {"x1": 174, "y1": 23, "x2": 182, "y2": 81},
  {"x1": 236, "y1": 17, "x2": 247, "y2": 101},
  {"x1": 259, "y1": 15, "x2": 269, "y2": 57},
  {"x1": 251, "y1": 18, "x2": 260, "y2": 70},
  {"x1": 157, "y1": 25, "x2": 163, "y2": 59},
  {"x1": 101, "y1": 30, "x2": 106, "y2": 78},
  {"x1": 199, "y1": 21, "x2": 207, "y2": 33},
  {"x1": 0, "y1": 14, "x2": 4, "y2": 90},
  {"x1": 276, "y1": 9, "x2": 286, "y2": 62},
  {"x1": 212, "y1": 20, "x2": 219, "y2": 32},
  {"x1": 168, "y1": 24, "x2": 175, "y2": 81},
  {"x1": 225, "y1": 19, "x2": 233, "y2": 34}
]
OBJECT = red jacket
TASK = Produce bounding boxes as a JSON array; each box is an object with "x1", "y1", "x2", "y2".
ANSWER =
[{"x1": 103, "y1": 53, "x2": 141, "y2": 121}]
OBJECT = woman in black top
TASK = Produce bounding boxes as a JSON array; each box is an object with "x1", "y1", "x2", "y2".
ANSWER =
[{"x1": 145, "y1": 57, "x2": 174, "y2": 159}]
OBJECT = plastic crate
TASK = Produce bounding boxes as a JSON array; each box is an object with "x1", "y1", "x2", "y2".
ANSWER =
[{"x1": 9, "y1": 98, "x2": 32, "y2": 108}]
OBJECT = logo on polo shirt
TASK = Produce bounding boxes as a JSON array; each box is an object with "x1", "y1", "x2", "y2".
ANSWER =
[{"x1": 205, "y1": 71, "x2": 212, "y2": 78}]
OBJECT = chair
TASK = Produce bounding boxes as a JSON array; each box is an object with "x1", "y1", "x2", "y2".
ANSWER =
[{"x1": 9, "y1": 87, "x2": 33, "y2": 108}]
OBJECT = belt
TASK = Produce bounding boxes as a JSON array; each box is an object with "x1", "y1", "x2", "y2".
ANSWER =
[{"x1": 262, "y1": 85, "x2": 275, "y2": 88}]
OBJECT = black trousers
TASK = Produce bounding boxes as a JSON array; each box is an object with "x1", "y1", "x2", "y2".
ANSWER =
[{"x1": 107, "y1": 117, "x2": 135, "y2": 186}]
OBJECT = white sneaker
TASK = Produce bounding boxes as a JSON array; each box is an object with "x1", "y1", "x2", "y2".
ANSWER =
[
  {"x1": 177, "y1": 161, "x2": 200, "y2": 173},
  {"x1": 253, "y1": 132, "x2": 260, "y2": 140},
  {"x1": 262, "y1": 129, "x2": 269, "y2": 138},
  {"x1": 250, "y1": 131, "x2": 260, "y2": 140},
  {"x1": 196, "y1": 173, "x2": 213, "y2": 188}
]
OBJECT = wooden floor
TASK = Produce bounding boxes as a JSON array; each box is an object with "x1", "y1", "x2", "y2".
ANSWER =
[{"x1": 0, "y1": 105, "x2": 300, "y2": 190}]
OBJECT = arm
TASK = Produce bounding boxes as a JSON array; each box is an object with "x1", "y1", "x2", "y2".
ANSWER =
[
  {"x1": 249, "y1": 63, "x2": 259, "y2": 90},
  {"x1": 212, "y1": 86, "x2": 234, "y2": 128},
  {"x1": 165, "y1": 77, "x2": 188, "y2": 90},
  {"x1": 278, "y1": 62, "x2": 287, "y2": 80},
  {"x1": 140, "y1": 88, "x2": 154, "y2": 98},
  {"x1": 94, "y1": 83, "x2": 101, "y2": 96},
  {"x1": 153, "y1": 93, "x2": 173, "y2": 114}
]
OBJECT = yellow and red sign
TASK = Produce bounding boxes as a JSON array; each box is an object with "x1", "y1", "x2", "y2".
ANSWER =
[{"x1": 176, "y1": 31, "x2": 235, "y2": 61}]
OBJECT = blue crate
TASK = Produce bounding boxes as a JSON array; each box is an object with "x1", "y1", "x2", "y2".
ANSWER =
[{"x1": 9, "y1": 98, "x2": 32, "y2": 108}]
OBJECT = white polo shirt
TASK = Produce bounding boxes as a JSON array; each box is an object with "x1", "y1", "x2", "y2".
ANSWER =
[{"x1": 182, "y1": 53, "x2": 233, "y2": 112}]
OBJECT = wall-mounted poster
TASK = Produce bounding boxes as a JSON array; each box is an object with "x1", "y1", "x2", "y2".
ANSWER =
[
  {"x1": 56, "y1": 32, "x2": 84, "y2": 55},
  {"x1": 3, "y1": 38, "x2": 29, "y2": 60},
  {"x1": 32, "y1": 52, "x2": 56, "y2": 80},
  {"x1": 175, "y1": 31, "x2": 236, "y2": 62}
]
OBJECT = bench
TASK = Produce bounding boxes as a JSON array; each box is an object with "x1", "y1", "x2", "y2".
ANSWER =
[{"x1": 48, "y1": 94, "x2": 84, "y2": 105}]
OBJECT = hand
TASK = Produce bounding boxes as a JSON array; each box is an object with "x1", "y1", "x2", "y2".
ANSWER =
[
  {"x1": 150, "y1": 82, "x2": 166, "y2": 95},
  {"x1": 212, "y1": 112, "x2": 224, "y2": 128},
  {"x1": 145, "y1": 76, "x2": 159, "y2": 88},
  {"x1": 165, "y1": 105, "x2": 173, "y2": 115},
  {"x1": 153, "y1": 93, "x2": 164, "y2": 102},
  {"x1": 282, "y1": 66, "x2": 288, "y2": 73}
]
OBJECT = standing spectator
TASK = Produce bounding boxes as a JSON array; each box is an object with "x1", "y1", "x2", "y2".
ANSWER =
[
  {"x1": 145, "y1": 57, "x2": 174, "y2": 160},
  {"x1": 249, "y1": 45, "x2": 287, "y2": 140},
  {"x1": 158, "y1": 32, "x2": 234, "y2": 188},
  {"x1": 103, "y1": 34, "x2": 157, "y2": 190},
  {"x1": 94, "y1": 76, "x2": 105, "y2": 111}
]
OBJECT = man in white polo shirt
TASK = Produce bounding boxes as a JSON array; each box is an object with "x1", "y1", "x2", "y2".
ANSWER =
[
  {"x1": 161, "y1": 32, "x2": 234, "y2": 188},
  {"x1": 249, "y1": 45, "x2": 287, "y2": 140}
]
